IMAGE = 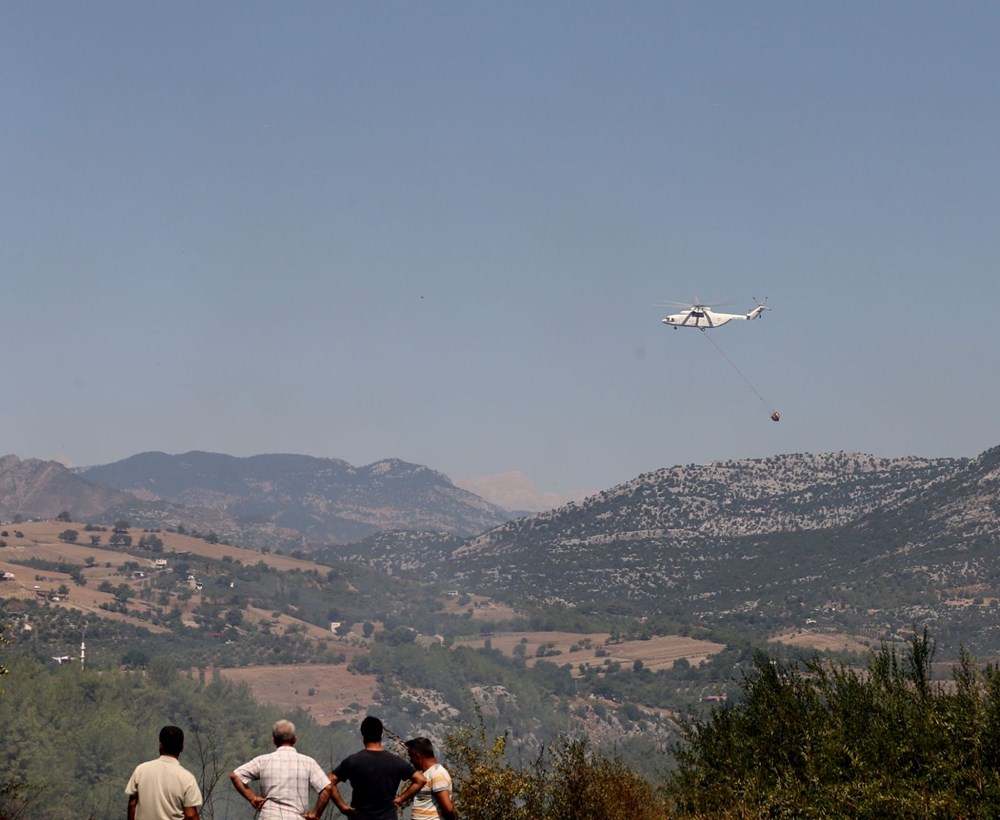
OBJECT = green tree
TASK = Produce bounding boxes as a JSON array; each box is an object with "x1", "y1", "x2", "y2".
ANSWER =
[
  {"x1": 121, "y1": 647, "x2": 150, "y2": 669},
  {"x1": 138, "y1": 534, "x2": 163, "y2": 551},
  {"x1": 668, "y1": 629, "x2": 1000, "y2": 818},
  {"x1": 445, "y1": 725, "x2": 536, "y2": 820}
]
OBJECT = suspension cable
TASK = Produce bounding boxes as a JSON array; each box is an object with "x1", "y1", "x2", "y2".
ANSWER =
[{"x1": 700, "y1": 329, "x2": 779, "y2": 419}]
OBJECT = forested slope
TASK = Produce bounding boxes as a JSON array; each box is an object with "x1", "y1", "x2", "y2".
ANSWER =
[{"x1": 0, "y1": 653, "x2": 355, "y2": 819}]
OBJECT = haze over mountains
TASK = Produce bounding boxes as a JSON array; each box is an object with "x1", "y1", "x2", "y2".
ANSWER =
[{"x1": 454, "y1": 470, "x2": 596, "y2": 514}]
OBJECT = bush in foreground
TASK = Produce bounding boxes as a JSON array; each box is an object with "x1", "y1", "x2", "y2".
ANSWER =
[
  {"x1": 446, "y1": 724, "x2": 668, "y2": 820},
  {"x1": 669, "y1": 629, "x2": 1000, "y2": 818}
]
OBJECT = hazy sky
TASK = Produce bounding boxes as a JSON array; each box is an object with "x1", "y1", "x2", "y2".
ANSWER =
[{"x1": 3, "y1": 2, "x2": 999, "y2": 495}]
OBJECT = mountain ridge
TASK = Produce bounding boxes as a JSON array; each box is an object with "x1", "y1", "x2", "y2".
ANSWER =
[{"x1": 75, "y1": 450, "x2": 510, "y2": 544}]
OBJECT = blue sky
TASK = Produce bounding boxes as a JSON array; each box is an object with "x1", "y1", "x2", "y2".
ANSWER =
[{"x1": 3, "y1": 2, "x2": 999, "y2": 495}]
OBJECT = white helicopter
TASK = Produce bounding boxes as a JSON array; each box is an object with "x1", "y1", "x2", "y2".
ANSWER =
[{"x1": 660, "y1": 298, "x2": 769, "y2": 330}]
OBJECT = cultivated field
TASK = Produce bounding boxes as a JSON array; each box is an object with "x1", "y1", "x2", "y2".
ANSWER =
[
  {"x1": 770, "y1": 628, "x2": 871, "y2": 654},
  {"x1": 454, "y1": 630, "x2": 725, "y2": 672},
  {"x1": 214, "y1": 664, "x2": 379, "y2": 725},
  {"x1": 0, "y1": 521, "x2": 350, "y2": 643},
  {"x1": 439, "y1": 593, "x2": 520, "y2": 622},
  {"x1": 0, "y1": 520, "x2": 321, "y2": 572}
]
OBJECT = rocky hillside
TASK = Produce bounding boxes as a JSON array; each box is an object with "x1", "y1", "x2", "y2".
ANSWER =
[
  {"x1": 78, "y1": 451, "x2": 510, "y2": 544},
  {"x1": 316, "y1": 529, "x2": 465, "y2": 578},
  {"x1": 324, "y1": 448, "x2": 1000, "y2": 654},
  {"x1": 458, "y1": 452, "x2": 964, "y2": 559},
  {"x1": 0, "y1": 455, "x2": 137, "y2": 521}
]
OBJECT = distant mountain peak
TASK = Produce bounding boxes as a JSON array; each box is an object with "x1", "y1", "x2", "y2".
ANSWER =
[{"x1": 0, "y1": 454, "x2": 137, "y2": 520}]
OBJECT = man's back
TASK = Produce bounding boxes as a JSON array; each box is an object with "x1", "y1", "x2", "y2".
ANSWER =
[
  {"x1": 411, "y1": 762, "x2": 453, "y2": 820},
  {"x1": 332, "y1": 749, "x2": 417, "y2": 820},
  {"x1": 125, "y1": 755, "x2": 202, "y2": 820},
  {"x1": 232, "y1": 745, "x2": 328, "y2": 819}
]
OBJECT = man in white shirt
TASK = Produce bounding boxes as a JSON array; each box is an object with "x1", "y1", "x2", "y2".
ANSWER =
[
  {"x1": 231, "y1": 719, "x2": 332, "y2": 820},
  {"x1": 125, "y1": 725, "x2": 203, "y2": 820}
]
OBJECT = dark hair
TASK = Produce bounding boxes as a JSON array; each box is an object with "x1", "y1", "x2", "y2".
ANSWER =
[
  {"x1": 360, "y1": 716, "x2": 383, "y2": 744},
  {"x1": 159, "y1": 725, "x2": 184, "y2": 756},
  {"x1": 405, "y1": 737, "x2": 435, "y2": 759}
]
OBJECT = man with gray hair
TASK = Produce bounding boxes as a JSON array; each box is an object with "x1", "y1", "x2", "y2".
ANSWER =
[{"x1": 231, "y1": 719, "x2": 332, "y2": 819}]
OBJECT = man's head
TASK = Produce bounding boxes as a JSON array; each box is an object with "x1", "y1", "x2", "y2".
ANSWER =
[
  {"x1": 360, "y1": 715, "x2": 383, "y2": 744},
  {"x1": 159, "y1": 725, "x2": 184, "y2": 757},
  {"x1": 272, "y1": 719, "x2": 297, "y2": 747},
  {"x1": 405, "y1": 737, "x2": 436, "y2": 769}
]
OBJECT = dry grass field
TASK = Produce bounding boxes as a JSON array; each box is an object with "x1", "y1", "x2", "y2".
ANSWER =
[
  {"x1": 1, "y1": 520, "x2": 322, "y2": 571},
  {"x1": 770, "y1": 628, "x2": 871, "y2": 654},
  {"x1": 454, "y1": 630, "x2": 725, "y2": 672},
  {"x1": 439, "y1": 593, "x2": 520, "y2": 622},
  {"x1": 214, "y1": 664, "x2": 379, "y2": 725}
]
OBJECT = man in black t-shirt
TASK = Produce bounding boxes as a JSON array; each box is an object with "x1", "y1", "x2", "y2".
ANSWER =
[{"x1": 328, "y1": 716, "x2": 427, "y2": 820}]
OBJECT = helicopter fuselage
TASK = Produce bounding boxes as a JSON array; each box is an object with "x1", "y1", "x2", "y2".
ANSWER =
[{"x1": 661, "y1": 304, "x2": 766, "y2": 329}]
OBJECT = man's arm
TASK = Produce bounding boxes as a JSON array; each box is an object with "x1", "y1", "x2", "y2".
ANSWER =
[
  {"x1": 127, "y1": 794, "x2": 138, "y2": 820},
  {"x1": 434, "y1": 788, "x2": 457, "y2": 820},
  {"x1": 183, "y1": 807, "x2": 200, "y2": 820},
  {"x1": 393, "y1": 770, "x2": 428, "y2": 808},
  {"x1": 327, "y1": 773, "x2": 354, "y2": 813},
  {"x1": 302, "y1": 783, "x2": 333, "y2": 819},
  {"x1": 230, "y1": 771, "x2": 267, "y2": 812}
]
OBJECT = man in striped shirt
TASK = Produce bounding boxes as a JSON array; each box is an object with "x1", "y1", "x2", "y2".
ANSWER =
[
  {"x1": 230, "y1": 719, "x2": 332, "y2": 819},
  {"x1": 404, "y1": 737, "x2": 456, "y2": 820}
]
